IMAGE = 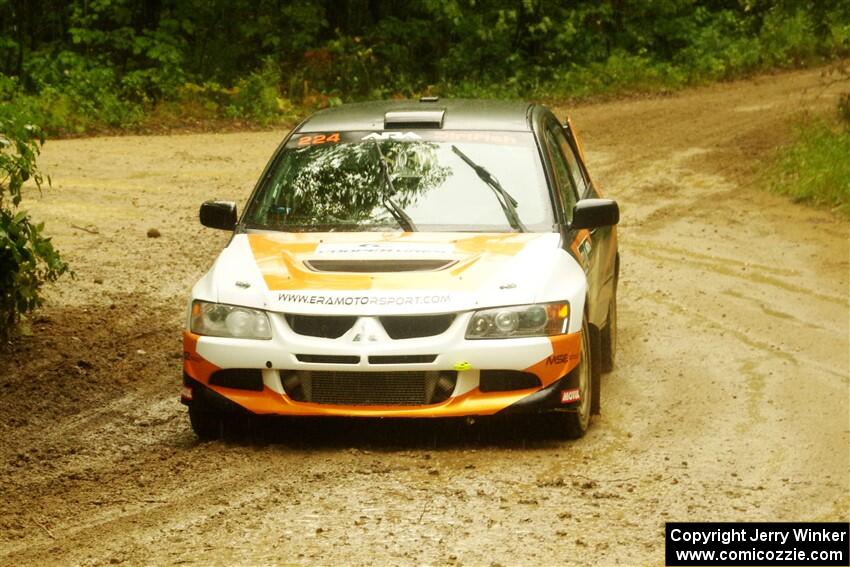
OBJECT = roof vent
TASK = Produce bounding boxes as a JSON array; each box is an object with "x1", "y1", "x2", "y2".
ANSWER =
[{"x1": 384, "y1": 109, "x2": 445, "y2": 129}]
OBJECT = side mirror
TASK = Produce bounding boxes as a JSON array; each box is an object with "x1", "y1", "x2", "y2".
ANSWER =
[
  {"x1": 570, "y1": 199, "x2": 619, "y2": 230},
  {"x1": 200, "y1": 201, "x2": 237, "y2": 231}
]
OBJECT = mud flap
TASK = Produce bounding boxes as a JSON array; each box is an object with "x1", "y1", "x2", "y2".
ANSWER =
[
  {"x1": 500, "y1": 321, "x2": 602, "y2": 415},
  {"x1": 497, "y1": 365, "x2": 581, "y2": 415},
  {"x1": 559, "y1": 362, "x2": 583, "y2": 413},
  {"x1": 558, "y1": 320, "x2": 601, "y2": 416},
  {"x1": 497, "y1": 373, "x2": 573, "y2": 414}
]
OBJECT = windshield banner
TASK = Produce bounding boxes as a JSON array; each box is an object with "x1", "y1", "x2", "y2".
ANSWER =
[{"x1": 286, "y1": 130, "x2": 529, "y2": 149}]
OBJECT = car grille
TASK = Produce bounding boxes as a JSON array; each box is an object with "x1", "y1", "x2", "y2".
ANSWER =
[
  {"x1": 379, "y1": 314, "x2": 455, "y2": 339},
  {"x1": 295, "y1": 354, "x2": 360, "y2": 364},
  {"x1": 282, "y1": 370, "x2": 457, "y2": 406},
  {"x1": 285, "y1": 314, "x2": 357, "y2": 338},
  {"x1": 368, "y1": 354, "x2": 437, "y2": 364},
  {"x1": 285, "y1": 314, "x2": 455, "y2": 340}
]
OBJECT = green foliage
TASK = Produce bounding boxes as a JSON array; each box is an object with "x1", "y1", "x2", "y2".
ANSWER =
[
  {"x1": 0, "y1": 116, "x2": 68, "y2": 341},
  {"x1": 772, "y1": 70, "x2": 850, "y2": 216},
  {"x1": 771, "y1": 117, "x2": 850, "y2": 216},
  {"x1": 759, "y1": 7, "x2": 817, "y2": 67},
  {"x1": 3, "y1": 50, "x2": 143, "y2": 133},
  {"x1": 1, "y1": 0, "x2": 849, "y2": 133},
  {"x1": 225, "y1": 60, "x2": 287, "y2": 124}
]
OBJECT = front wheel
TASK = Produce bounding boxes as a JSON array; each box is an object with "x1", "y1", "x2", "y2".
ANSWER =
[
  {"x1": 600, "y1": 287, "x2": 617, "y2": 374},
  {"x1": 547, "y1": 319, "x2": 594, "y2": 439}
]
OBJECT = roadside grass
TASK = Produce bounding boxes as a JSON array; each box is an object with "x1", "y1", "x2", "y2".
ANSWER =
[{"x1": 771, "y1": 116, "x2": 850, "y2": 216}]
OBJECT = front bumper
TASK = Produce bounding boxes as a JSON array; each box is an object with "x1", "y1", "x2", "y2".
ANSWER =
[{"x1": 182, "y1": 312, "x2": 583, "y2": 417}]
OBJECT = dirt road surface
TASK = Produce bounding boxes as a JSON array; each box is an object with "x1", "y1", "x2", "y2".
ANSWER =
[{"x1": 1, "y1": 67, "x2": 848, "y2": 566}]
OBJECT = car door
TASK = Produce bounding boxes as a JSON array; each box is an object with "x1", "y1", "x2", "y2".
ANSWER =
[
  {"x1": 540, "y1": 116, "x2": 616, "y2": 330},
  {"x1": 540, "y1": 120, "x2": 579, "y2": 225},
  {"x1": 560, "y1": 118, "x2": 618, "y2": 328},
  {"x1": 541, "y1": 119, "x2": 595, "y2": 311}
]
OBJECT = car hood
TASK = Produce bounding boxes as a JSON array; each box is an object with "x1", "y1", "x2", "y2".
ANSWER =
[{"x1": 200, "y1": 231, "x2": 581, "y2": 315}]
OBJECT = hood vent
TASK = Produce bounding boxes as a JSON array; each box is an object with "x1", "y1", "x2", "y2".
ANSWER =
[{"x1": 304, "y1": 259, "x2": 456, "y2": 273}]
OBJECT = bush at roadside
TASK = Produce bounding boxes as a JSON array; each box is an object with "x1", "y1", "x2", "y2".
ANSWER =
[
  {"x1": 0, "y1": 116, "x2": 68, "y2": 341},
  {"x1": 772, "y1": 91, "x2": 850, "y2": 215}
]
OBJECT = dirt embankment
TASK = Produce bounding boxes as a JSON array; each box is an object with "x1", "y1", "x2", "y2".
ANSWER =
[{"x1": 1, "y1": 67, "x2": 847, "y2": 566}]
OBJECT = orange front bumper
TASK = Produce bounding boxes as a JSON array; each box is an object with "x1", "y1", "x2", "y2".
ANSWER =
[{"x1": 182, "y1": 330, "x2": 582, "y2": 418}]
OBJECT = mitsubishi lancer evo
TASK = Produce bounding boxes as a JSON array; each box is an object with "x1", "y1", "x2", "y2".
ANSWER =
[{"x1": 182, "y1": 98, "x2": 619, "y2": 439}]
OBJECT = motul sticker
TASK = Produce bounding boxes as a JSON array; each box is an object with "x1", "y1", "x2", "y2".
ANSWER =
[{"x1": 561, "y1": 388, "x2": 580, "y2": 403}]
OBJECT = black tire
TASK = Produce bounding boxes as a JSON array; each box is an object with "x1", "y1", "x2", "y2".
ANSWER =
[
  {"x1": 189, "y1": 407, "x2": 224, "y2": 440},
  {"x1": 600, "y1": 276, "x2": 618, "y2": 374},
  {"x1": 590, "y1": 322, "x2": 602, "y2": 416},
  {"x1": 553, "y1": 318, "x2": 594, "y2": 439}
]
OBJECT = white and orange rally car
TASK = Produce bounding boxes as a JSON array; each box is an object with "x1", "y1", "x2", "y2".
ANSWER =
[{"x1": 182, "y1": 99, "x2": 619, "y2": 439}]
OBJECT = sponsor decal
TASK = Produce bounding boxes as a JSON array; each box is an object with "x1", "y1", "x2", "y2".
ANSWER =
[
  {"x1": 361, "y1": 132, "x2": 422, "y2": 141},
  {"x1": 297, "y1": 133, "x2": 341, "y2": 146},
  {"x1": 561, "y1": 388, "x2": 581, "y2": 403},
  {"x1": 314, "y1": 242, "x2": 453, "y2": 256},
  {"x1": 284, "y1": 130, "x2": 529, "y2": 149},
  {"x1": 545, "y1": 353, "x2": 580, "y2": 365},
  {"x1": 278, "y1": 292, "x2": 452, "y2": 307},
  {"x1": 453, "y1": 361, "x2": 472, "y2": 371},
  {"x1": 439, "y1": 131, "x2": 524, "y2": 145}
]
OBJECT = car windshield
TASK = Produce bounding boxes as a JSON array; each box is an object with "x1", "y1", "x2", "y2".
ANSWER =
[{"x1": 243, "y1": 130, "x2": 554, "y2": 232}]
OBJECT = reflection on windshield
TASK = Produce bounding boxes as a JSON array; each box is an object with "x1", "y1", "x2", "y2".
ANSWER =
[
  {"x1": 372, "y1": 139, "x2": 419, "y2": 232},
  {"x1": 244, "y1": 131, "x2": 553, "y2": 232}
]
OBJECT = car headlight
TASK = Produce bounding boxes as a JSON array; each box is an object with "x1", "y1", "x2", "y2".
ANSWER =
[
  {"x1": 466, "y1": 302, "x2": 569, "y2": 339},
  {"x1": 190, "y1": 301, "x2": 272, "y2": 339}
]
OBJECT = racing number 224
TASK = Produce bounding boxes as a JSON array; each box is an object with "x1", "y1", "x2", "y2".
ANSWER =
[{"x1": 297, "y1": 133, "x2": 341, "y2": 146}]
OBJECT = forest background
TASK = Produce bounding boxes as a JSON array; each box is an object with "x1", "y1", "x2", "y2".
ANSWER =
[{"x1": 1, "y1": 0, "x2": 848, "y2": 133}]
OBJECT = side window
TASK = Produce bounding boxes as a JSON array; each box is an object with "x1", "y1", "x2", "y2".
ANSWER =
[
  {"x1": 552, "y1": 126, "x2": 588, "y2": 196},
  {"x1": 542, "y1": 127, "x2": 577, "y2": 223}
]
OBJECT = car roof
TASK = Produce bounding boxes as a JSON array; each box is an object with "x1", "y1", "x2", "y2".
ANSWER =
[{"x1": 297, "y1": 99, "x2": 534, "y2": 133}]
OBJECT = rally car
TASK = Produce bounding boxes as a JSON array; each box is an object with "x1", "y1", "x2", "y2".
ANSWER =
[{"x1": 182, "y1": 98, "x2": 619, "y2": 439}]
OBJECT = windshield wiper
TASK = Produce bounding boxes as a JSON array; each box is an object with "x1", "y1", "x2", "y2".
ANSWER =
[
  {"x1": 372, "y1": 141, "x2": 417, "y2": 232},
  {"x1": 451, "y1": 145, "x2": 526, "y2": 232}
]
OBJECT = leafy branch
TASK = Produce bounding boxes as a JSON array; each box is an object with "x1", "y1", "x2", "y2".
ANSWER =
[{"x1": 0, "y1": 117, "x2": 68, "y2": 342}]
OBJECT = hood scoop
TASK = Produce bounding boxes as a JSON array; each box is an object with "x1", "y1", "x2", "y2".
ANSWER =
[{"x1": 304, "y1": 259, "x2": 456, "y2": 273}]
